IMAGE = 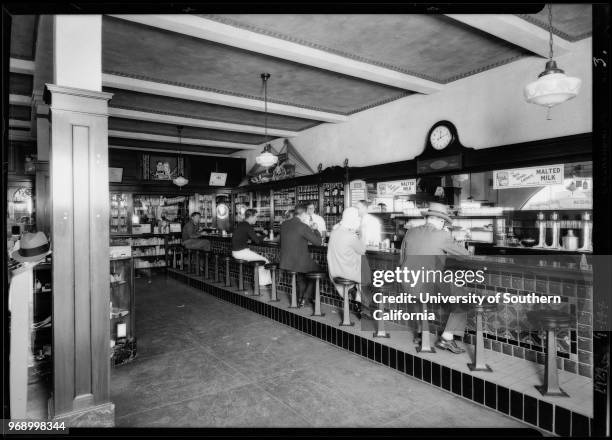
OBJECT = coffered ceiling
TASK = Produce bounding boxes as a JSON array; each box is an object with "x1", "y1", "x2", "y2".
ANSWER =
[{"x1": 9, "y1": 5, "x2": 593, "y2": 155}]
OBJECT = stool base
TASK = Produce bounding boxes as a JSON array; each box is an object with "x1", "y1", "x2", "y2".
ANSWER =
[
  {"x1": 416, "y1": 346, "x2": 436, "y2": 353},
  {"x1": 339, "y1": 322, "x2": 355, "y2": 327},
  {"x1": 468, "y1": 363, "x2": 493, "y2": 372},
  {"x1": 268, "y1": 299, "x2": 280, "y2": 303},
  {"x1": 373, "y1": 331, "x2": 390, "y2": 338},
  {"x1": 311, "y1": 312, "x2": 325, "y2": 317},
  {"x1": 535, "y1": 385, "x2": 569, "y2": 398}
]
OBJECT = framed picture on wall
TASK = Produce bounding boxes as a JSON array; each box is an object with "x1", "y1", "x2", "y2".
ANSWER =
[{"x1": 142, "y1": 154, "x2": 185, "y2": 181}]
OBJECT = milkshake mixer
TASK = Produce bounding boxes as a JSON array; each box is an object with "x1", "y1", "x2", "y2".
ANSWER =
[
  {"x1": 577, "y1": 211, "x2": 593, "y2": 252},
  {"x1": 547, "y1": 211, "x2": 562, "y2": 249},
  {"x1": 534, "y1": 212, "x2": 547, "y2": 248}
]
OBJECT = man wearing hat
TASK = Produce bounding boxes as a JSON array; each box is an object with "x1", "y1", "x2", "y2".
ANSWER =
[
  {"x1": 399, "y1": 202, "x2": 470, "y2": 354},
  {"x1": 327, "y1": 207, "x2": 373, "y2": 319}
]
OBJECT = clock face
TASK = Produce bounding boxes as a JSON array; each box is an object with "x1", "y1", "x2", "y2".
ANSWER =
[{"x1": 430, "y1": 125, "x2": 453, "y2": 150}]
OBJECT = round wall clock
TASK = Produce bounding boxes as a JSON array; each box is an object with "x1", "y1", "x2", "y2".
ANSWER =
[{"x1": 429, "y1": 123, "x2": 454, "y2": 150}]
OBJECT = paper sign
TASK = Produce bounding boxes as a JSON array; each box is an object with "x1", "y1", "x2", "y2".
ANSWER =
[
  {"x1": 377, "y1": 179, "x2": 417, "y2": 196},
  {"x1": 350, "y1": 180, "x2": 367, "y2": 206},
  {"x1": 493, "y1": 164, "x2": 564, "y2": 189}
]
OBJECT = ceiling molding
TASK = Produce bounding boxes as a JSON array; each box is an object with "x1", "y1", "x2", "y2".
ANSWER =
[
  {"x1": 108, "y1": 130, "x2": 260, "y2": 150},
  {"x1": 108, "y1": 107, "x2": 299, "y2": 138},
  {"x1": 516, "y1": 13, "x2": 592, "y2": 43},
  {"x1": 102, "y1": 73, "x2": 348, "y2": 123},
  {"x1": 10, "y1": 57, "x2": 35, "y2": 75},
  {"x1": 107, "y1": 14, "x2": 443, "y2": 94},
  {"x1": 9, "y1": 119, "x2": 31, "y2": 129},
  {"x1": 9, "y1": 94, "x2": 31, "y2": 106},
  {"x1": 109, "y1": 145, "x2": 236, "y2": 158},
  {"x1": 444, "y1": 14, "x2": 572, "y2": 59}
]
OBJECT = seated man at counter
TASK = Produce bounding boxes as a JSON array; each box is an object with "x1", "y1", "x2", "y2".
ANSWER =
[
  {"x1": 357, "y1": 200, "x2": 382, "y2": 247},
  {"x1": 327, "y1": 207, "x2": 373, "y2": 319},
  {"x1": 182, "y1": 212, "x2": 211, "y2": 251},
  {"x1": 306, "y1": 202, "x2": 327, "y2": 237},
  {"x1": 280, "y1": 204, "x2": 322, "y2": 308},
  {"x1": 232, "y1": 209, "x2": 272, "y2": 286},
  {"x1": 400, "y1": 202, "x2": 470, "y2": 354}
]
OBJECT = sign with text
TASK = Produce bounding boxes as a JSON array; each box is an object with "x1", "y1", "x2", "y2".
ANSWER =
[
  {"x1": 349, "y1": 179, "x2": 367, "y2": 206},
  {"x1": 377, "y1": 179, "x2": 417, "y2": 196},
  {"x1": 493, "y1": 164, "x2": 564, "y2": 189}
]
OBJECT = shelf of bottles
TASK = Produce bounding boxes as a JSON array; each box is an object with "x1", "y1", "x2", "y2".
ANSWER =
[
  {"x1": 233, "y1": 191, "x2": 252, "y2": 226},
  {"x1": 322, "y1": 182, "x2": 345, "y2": 231},
  {"x1": 110, "y1": 254, "x2": 136, "y2": 366},
  {"x1": 190, "y1": 193, "x2": 214, "y2": 227},
  {"x1": 296, "y1": 185, "x2": 320, "y2": 210},
  {"x1": 110, "y1": 193, "x2": 131, "y2": 235},
  {"x1": 273, "y1": 187, "x2": 297, "y2": 231},
  {"x1": 132, "y1": 194, "x2": 188, "y2": 227},
  {"x1": 253, "y1": 190, "x2": 272, "y2": 230}
]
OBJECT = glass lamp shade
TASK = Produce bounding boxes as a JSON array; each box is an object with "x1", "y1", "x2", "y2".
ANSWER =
[
  {"x1": 173, "y1": 175, "x2": 189, "y2": 187},
  {"x1": 255, "y1": 150, "x2": 278, "y2": 168},
  {"x1": 524, "y1": 64, "x2": 582, "y2": 108}
]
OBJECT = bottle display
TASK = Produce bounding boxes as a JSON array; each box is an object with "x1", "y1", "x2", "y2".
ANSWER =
[
  {"x1": 273, "y1": 188, "x2": 297, "y2": 231},
  {"x1": 110, "y1": 193, "x2": 131, "y2": 234},
  {"x1": 322, "y1": 182, "x2": 345, "y2": 231},
  {"x1": 253, "y1": 190, "x2": 272, "y2": 230}
]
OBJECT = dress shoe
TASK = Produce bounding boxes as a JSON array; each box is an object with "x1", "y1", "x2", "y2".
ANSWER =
[
  {"x1": 435, "y1": 338, "x2": 466, "y2": 354},
  {"x1": 352, "y1": 302, "x2": 362, "y2": 315},
  {"x1": 297, "y1": 299, "x2": 306, "y2": 308},
  {"x1": 413, "y1": 332, "x2": 422, "y2": 345}
]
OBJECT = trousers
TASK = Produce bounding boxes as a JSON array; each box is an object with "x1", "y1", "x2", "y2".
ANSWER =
[{"x1": 231, "y1": 248, "x2": 272, "y2": 285}]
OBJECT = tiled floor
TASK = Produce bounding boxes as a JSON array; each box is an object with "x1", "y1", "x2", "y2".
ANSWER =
[{"x1": 110, "y1": 275, "x2": 534, "y2": 429}]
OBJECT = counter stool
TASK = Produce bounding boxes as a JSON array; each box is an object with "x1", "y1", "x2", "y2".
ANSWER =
[
  {"x1": 373, "y1": 298, "x2": 389, "y2": 338},
  {"x1": 223, "y1": 256, "x2": 232, "y2": 287},
  {"x1": 333, "y1": 277, "x2": 355, "y2": 327},
  {"x1": 176, "y1": 247, "x2": 185, "y2": 271},
  {"x1": 214, "y1": 254, "x2": 221, "y2": 283},
  {"x1": 185, "y1": 249, "x2": 195, "y2": 273},
  {"x1": 265, "y1": 263, "x2": 279, "y2": 302},
  {"x1": 202, "y1": 250, "x2": 211, "y2": 280},
  {"x1": 233, "y1": 259, "x2": 249, "y2": 293},
  {"x1": 417, "y1": 302, "x2": 436, "y2": 353},
  {"x1": 194, "y1": 250, "x2": 202, "y2": 276},
  {"x1": 468, "y1": 302, "x2": 498, "y2": 372},
  {"x1": 305, "y1": 272, "x2": 326, "y2": 317},
  {"x1": 285, "y1": 270, "x2": 298, "y2": 308},
  {"x1": 527, "y1": 310, "x2": 571, "y2": 397},
  {"x1": 249, "y1": 260, "x2": 267, "y2": 296}
]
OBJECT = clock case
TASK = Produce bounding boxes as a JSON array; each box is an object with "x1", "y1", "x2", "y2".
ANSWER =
[{"x1": 417, "y1": 121, "x2": 475, "y2": 175}]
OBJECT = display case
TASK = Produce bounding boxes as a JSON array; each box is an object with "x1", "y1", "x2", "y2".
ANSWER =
[
  {"x1": 132, "y1": 194, "x2": 189, "y2": 233},
  {"x1": 296, "y1": 185, "x2": 320, "y2": 210},
  {"x1": 233, "y1": 191, "x2": 252, "y2": 226},
  {"x1": 253, "y1": 189, "x2": 272, "y2": 231},
  {"x1": 32, "y1": 259, "x2": 52, "y2": 363},
  {"x1": 110, "y1": 192, "x2": 131, "y2": 235},
  {"x1": 109, "y1": 247, "x2": 136, "y2": 366},
  {"x1": 272, "y1": 187, "x2": 296, "y2": 232},
  {"x1": 189, "y1": 193, "x2": 215, "y2": 227}
]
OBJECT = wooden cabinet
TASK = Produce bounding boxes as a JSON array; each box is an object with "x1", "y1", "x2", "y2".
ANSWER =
[{"x1": 109, "y1": 252, "x2": 136, "y2": 366}]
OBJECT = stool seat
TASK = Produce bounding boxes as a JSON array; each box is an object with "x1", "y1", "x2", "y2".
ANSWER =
[
  {"x1": 305, "y1": 271, "x2": 326, "y2": 280},
  {"x1": 333, "y1": 277, "x2": 356, "y2": 286},
  {"x1": 248, "y1": 260, "x2": 267, "y2": 266},
  {"x1": 264, "y1": 262, "x2": 278, "y2": 270},
  {"x1": 233, "y1": 258, "x2": 247, "y2": 263},
  {"x1": 527, "y1": 310, "x2": 571, "y2": 329}
]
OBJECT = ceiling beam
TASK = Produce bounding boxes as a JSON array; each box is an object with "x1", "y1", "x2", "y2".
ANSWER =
[
  {"x1": 108, "y1": 107, "x2": 299, "y2": 138},
  {"x1": 9, "y1": 94, "x2": 31, "y2": 106},
  {"x1": 108, "y1": 130, "x2": 260, "y2": 150},
  {"x1": 10, "y1": 58, "x2": 35, "y2": 75},
  {"x1": 103, "y1": 73, "x2": 348, "y2": 123},
  {"x1": 107, "y1": 14, "x2": 443, "y2": 94},
  {"x1": 9, "y1": 119, "x2": 31, "y2": 129},
  {"x1": 109, "y1": 145, "x2": 236, "y2": 158},
  {"x1": 9, "y1": 130, "x2": 33, "y2": 141},
  {"x1": 445, "y1": 14, "x2": 572, "y2": 58}
]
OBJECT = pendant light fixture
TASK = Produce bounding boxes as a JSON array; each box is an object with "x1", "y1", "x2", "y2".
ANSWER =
[
  {"x1": 255, "y1": 73, "x2": 279, "y2": 169},
  {"x1": 173, "y1": 125, "x2": 189, "y2": 188},
  {"x1": 523, "y1": 4, "x2": 582, "y2": 119}
]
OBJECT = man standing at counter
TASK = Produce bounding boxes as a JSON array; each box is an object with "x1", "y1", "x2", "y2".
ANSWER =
[
  {"x1": 400, "y1": 202, "x2": 470, "y2": 354},
  {"x1": 232, "y1": 209, "x2": 272, "y2": 286},
  {"x1": 357, "y1": 200, "x2": 382, "y2": 247},
  {"x1": 280, "y1": 204, "x2": 322, "y2": 308},
  {"x1": 182, "y1": 212, "x2": 211, "y2": 251},
  {"x1": 306, "y1": 202, "x2": 327, "y2": 236}
]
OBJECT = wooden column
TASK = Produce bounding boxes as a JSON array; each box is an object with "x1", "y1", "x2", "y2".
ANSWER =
[{"x1": 33, "y1": 91, "x2": 51, "y2": 235}]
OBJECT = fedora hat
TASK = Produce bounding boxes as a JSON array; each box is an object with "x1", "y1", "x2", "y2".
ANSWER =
[
  {"x1": 13, "y1": 232, "x2": 51, "y2": 263},
  {"x1": 422, "y1": 202, "x2": 454, "y2": 224}
]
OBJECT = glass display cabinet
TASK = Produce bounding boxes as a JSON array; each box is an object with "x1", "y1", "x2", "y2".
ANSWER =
[
  {"x1": 109, "y1": 246, "x2": 136, "y2": 366},
  {"x1": 110, "y1": 192, "x2": 131, "y2": 235}
]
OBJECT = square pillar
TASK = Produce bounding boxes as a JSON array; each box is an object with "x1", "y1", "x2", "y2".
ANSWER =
[{"x1": 44, "y1": 84, "x2": 114, "y2": 426}]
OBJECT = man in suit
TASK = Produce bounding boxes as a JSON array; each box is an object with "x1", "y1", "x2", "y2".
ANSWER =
[
  {"x1": 399, "y1": 202, "x2": 470, "y2": 354},
  {"x1": 280, "y1": 204, "x2": 322, "y2": 308}
]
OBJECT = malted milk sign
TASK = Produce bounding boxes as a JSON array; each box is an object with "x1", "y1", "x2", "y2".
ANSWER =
[
  {"x1": 377, "y1": 179, "x2": 417, "y2": 196},
  {"x1": 493, "y1": 164, "x2": 564, "y2": 189}
]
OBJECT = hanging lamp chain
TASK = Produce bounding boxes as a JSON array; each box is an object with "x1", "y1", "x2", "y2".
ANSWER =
[{"x1": 547, "y1": 3, "x2": 554, "y2": 61}]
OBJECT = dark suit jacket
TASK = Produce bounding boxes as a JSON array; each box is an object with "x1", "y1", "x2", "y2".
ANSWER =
[{"x1": 279, "y1": 217, "x2": 322, "y2": 273}]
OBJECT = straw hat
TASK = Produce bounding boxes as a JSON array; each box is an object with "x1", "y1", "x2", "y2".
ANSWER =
[
  {"x1": 422, "y1": 202, "x2": 454, "y2": 224},
  {"x1": 13, "y1": 232, "x2": 51, "y2": 263}
]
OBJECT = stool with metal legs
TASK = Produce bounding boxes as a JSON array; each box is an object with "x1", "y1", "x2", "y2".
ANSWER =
[
  {"x1": 333, "y1": 277, "x2": 355, "y2": 326},
  {"x1": 468, "y1": 303, "x2": 498, "y2": 371},
  {"x1": 202, "y1": 251, "x2": 211, "y2": 280},
  {"x1": 527, "y1": 310, "x2": 571, "y2": 397},
  {"x1": 305, "y1": 272, "x2": 326, "y2": 317},
  {"x1": 214, "y1": 254, "x2": 221, "y2": 283},
  {"x1": 248, "y1": 260, "x2": 266, "y2": 296},
  {"x1": 177, "y1": 247, "x2": 185, "y2": 271},
  {"x1": 265, "y1": 263, "x2": 279, "y2": 302},
  {"x1": 287, "y1": 271, "x2": 298, "y2": 308},
  {"x1": 195, "y1": 250, "x2": 202, "y2": 276},
  {"x1": 223, "y1": 256, "x2": 232, "y2": 287},
  {"x1": 233, "y1": 259, "x2": 248, "y2": 293},
  {"x1": 373, "y1": 297, "x2": 390, "y2": 338},
  {"x1": 417, "y1": 302, "x2": 436, "y2": 353}
]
